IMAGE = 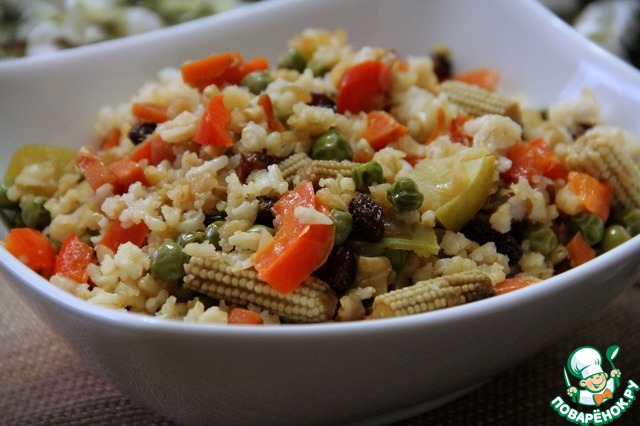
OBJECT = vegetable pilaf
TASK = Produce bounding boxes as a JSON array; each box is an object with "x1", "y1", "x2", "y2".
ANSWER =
[{"x1": 2, "y1": 28, "x2": 640, "y2": 324}]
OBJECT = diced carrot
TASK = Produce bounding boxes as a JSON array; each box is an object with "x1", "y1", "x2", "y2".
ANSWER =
[
  {"x1": 194, "y1": 95, "x2": 233, "y2": 147},
  {"x1": 108, "y1": 158, "x2": 149, "y2": 190},
  {"x1": 235, "y1": 56, "x2": 269, "y2": 82},
  {"x1": 99, "y1": 220, "x2": 149, "y2": 252},
  {"x1": 253, "y1": 182, "x2": 335, "y2": 294},
  {"x1": 76, "y1": 152, "x2": 118, "y2": 192},
  {"x1": 363, "y1": 110, "x2": 408, "y2": 150},
  {"x1": 54, "y1": 234, "x2": 94, "y2": 283},
  {"x1": 128, "y1": 135, "x2": 175, "y2": 165},
  {"x1": 336, "y1": 60, "x2": 392, "y2": 114},
  {"x1": 257, "y1": 94, "x2": 285, "y2": 132},
  {"x1": 566, "y1": 171, "x2": 613, "y2": 223},
  {"x1": 131, "y1": 102, "x2": 169, "y2": 124},
  {"x1": 495, "y1": 277, "x2": 538, "y2": 295},
  {"x1": 180, "y1": 51, "x2": 243, "y2": 91},
  {"x1": 101, "y1": 128, "x2": 121, "y2": 151},
  {"x1": 228, "y1": 308, "x2": 264, "y2": 325},
  {"x1": 566, "y1": 232, "x2": 596, "y2": 268},
  {"x1": 453, "y1": 67, "x2": 500, "y2": 91},
  {"x1": 4, "y1": 228, "x2": 57, "y2": 278}
]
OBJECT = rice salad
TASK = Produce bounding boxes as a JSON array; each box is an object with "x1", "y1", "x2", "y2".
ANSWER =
[{"x1": 3, "y1": 28, "x2": 640, "y2": 324}]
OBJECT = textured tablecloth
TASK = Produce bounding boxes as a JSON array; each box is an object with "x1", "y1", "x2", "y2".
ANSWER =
[{"x1": 2, "y1": 280, "x2": 639, "y2": 425}]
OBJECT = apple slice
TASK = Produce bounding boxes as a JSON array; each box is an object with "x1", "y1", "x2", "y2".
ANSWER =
[{"x1": 405, "y1": 155, "x2": 496, "y2": 231}]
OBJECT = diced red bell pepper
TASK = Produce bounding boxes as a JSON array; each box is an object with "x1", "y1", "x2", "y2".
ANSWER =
[
  {"x1": 336, "y1": 60, "x2": 392, "y2": 114},
  {"x1": 99, "y1": 220, "x2": 149, "y2": 252},
  {"x1": 54, "y1": 234, "x2": 94, "y2": 283},
  {"x1": 4, "y1": 228, "x2": 57, "y2": 278},
  {"x1": 194, "y1": 95, "x2": 233, "y2": 147},
  {"x1": 363, "y1": 110, "x2": 408, "y2": 150}
]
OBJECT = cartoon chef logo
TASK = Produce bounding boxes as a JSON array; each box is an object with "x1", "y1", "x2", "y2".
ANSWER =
[{"x1": 565, "y1": 346, "x2": 621, "y2": 406}]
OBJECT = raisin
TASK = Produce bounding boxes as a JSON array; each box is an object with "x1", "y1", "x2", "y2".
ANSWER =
[
  {"x1": 203, "y1": 210, "x2": 227, "y2": 225},
  {"x1": 431, "y1": 49, "x2": 452, "y2": 82},
  {"x1": 236, "y1": 152, "x2": 279, "y2": 183},
  {"x1": 349, "y1": 193, "x2": 384, "y2": 242},
  {"x1": 128, "y1": 122, "x2": 157, "y2": 145},
  {"x1": 309, "y1": 92, "x2": 337, "y2": 111},
  {"x1": 255, "y1": 196, "x2": 277, "y2": 226},
  {"x1": 313, "y1": 245, "x2": 357, "y2": 293},
  {"x1": 461, "y1": 217, "x2": 523, "y2": 265}
]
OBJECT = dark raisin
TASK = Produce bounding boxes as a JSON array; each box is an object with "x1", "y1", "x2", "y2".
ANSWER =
[
  {"x1": 309, "y1": 92, "x2": 337, "y2": 111},
  {"x1": 461, "y1": 217, "x2": 523, "y2": 265},
  {"x1": 236, "y1": 152, "x2": 279, "y2": 183},
  {"x1": 128, "y1": 122, "x2": 157, "y2": 145},
  {"x1": 313, "y1": 245, "x2": 357, "y2": 293},
  {"x1": 255, "y1": 196, "x2": 277, "y2": 226},
  {"x1": 431, "y1": 49, "x2": 452, "y2": 82},
  {"x1": 204, "y1": 210, "x2": 227, "y2": 225},
  {"x1": 349, "y1": 193, "x2": 384, "y2": 242}
]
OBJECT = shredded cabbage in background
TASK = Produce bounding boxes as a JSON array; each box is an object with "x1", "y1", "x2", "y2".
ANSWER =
[{"x1": 0, "y1": 0, "x2": 254, "y2": 58}]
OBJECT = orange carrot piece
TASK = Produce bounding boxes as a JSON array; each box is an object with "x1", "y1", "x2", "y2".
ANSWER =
[
  {"x1": 131, "y1": 102, "x2": 169, "y2": 123},
  {"x1": 54, "y1": 234, "x2": 94, "y2": 283},
  {"x1": 566, "y1": 232, "x2": 596, "y2": 268},
  {"x1": 101, "y1": 128, "x2": 121, "y2": 151},
  {"x1": 453, "y1": 67, "x2": 500, "y2": 91},
  {"x1": 129, "y1": 135, "x2": 175, "y2": 165},
  {"x1": 228, "y1": 308, "x2": 264, "y2": 325},
  {"x1": 180, "y1": 51, "x2": 243, "y2": 91},
  {"x1": 257, "y1": 94, "x2": 285, "y2": 132},
  {"x1": 566, "y1": 172, "x2": 613, "y2": 223},
  {"x1": 363, "y1": 110, "x2": 408, "y2": 150}
]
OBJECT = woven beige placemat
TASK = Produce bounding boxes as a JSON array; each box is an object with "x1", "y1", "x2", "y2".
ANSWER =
[{"x1": 1, "y1": 282, "x2": 639, "y2": 425}]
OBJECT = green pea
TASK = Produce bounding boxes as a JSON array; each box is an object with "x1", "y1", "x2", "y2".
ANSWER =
[
  {"x1": 383, "y1": 248, "x2": 408, "y2": 271},
  {"x1": 246, "y1": 224, "x2": 275, "y2": 236},
  {"x1": 0, "y1": 179, "x2": 18, "y2": 209},
  {"x1": 352, "y1": 161, "x2": 383, "y2": 192},
  {"x1": 177, "y1": 231, "x2": 206, "y2": 247},
  {"x1": 330, "y1": 209, "x2": 353, "y2": 245},
  {"x1": 308, "y1": 59, "x2": 330, "y2": 77},
  {"x1": 241, "y1": 71, "x2": 273, "y2": 94},
  {"x1": 614, "y1": 207, "x2": 640, "y2": 236},
  {"x1": 21, "y1": 196, "x2": 51, "y2": 230},
  {"x1": 310, "y1": 128, "x2": 352, "y2": 161},
  {"x1": 277, "y1": 48, "x2": 307, "y2": 72},
  {"x1": 150, "y1": 241, "x2": 188, "y2": 283},
  {"x1": 524, "y1": 224, "x2": 558, "y2": 255},
  {"x1": 569, "y1": 213, "x2": 604, "y2": 246},
  {"x1": 204, "y1": 220, "x2": 225, "y2": 249},
  {"x1": 387, "y1": 177, "x2": 424, "y2": 212},
  {"x1": 601, "y1": 225, "x2": 631, "y2": 252}
]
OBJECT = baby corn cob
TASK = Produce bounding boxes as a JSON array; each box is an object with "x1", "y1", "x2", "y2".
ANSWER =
[
  {"x1": 565, "y1": 130, "x2": 640, "y2": 208},
  {"x1": 295, "y1": 159, "x2": 357, "y2": 187},
  {"x1": 183, "y1": 252, "x2": 338, "y2": 323},
  {"x1": 278, "y1": 152, "x2": 312, "y2": 185},
  {"x1": 439, "y1": 80, "x2": 522, "y2": 124},
  {"x1": 371, "y1": 270, "x2": 495, "y2": 319}
]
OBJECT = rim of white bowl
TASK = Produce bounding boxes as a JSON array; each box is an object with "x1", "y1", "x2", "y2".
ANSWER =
[{"x1": 1, "y1": 0, "x2": 640, "y2": 337}]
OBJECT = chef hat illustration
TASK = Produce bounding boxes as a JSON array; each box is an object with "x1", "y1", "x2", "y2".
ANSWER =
[{"x1": 568, "y1": 346, "x2": 604, "y2": 379}]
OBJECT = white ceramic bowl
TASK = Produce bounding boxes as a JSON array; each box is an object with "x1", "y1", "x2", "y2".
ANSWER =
[{"x1": 2, "y1": 0, "x2": 640, "y2": 424}]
